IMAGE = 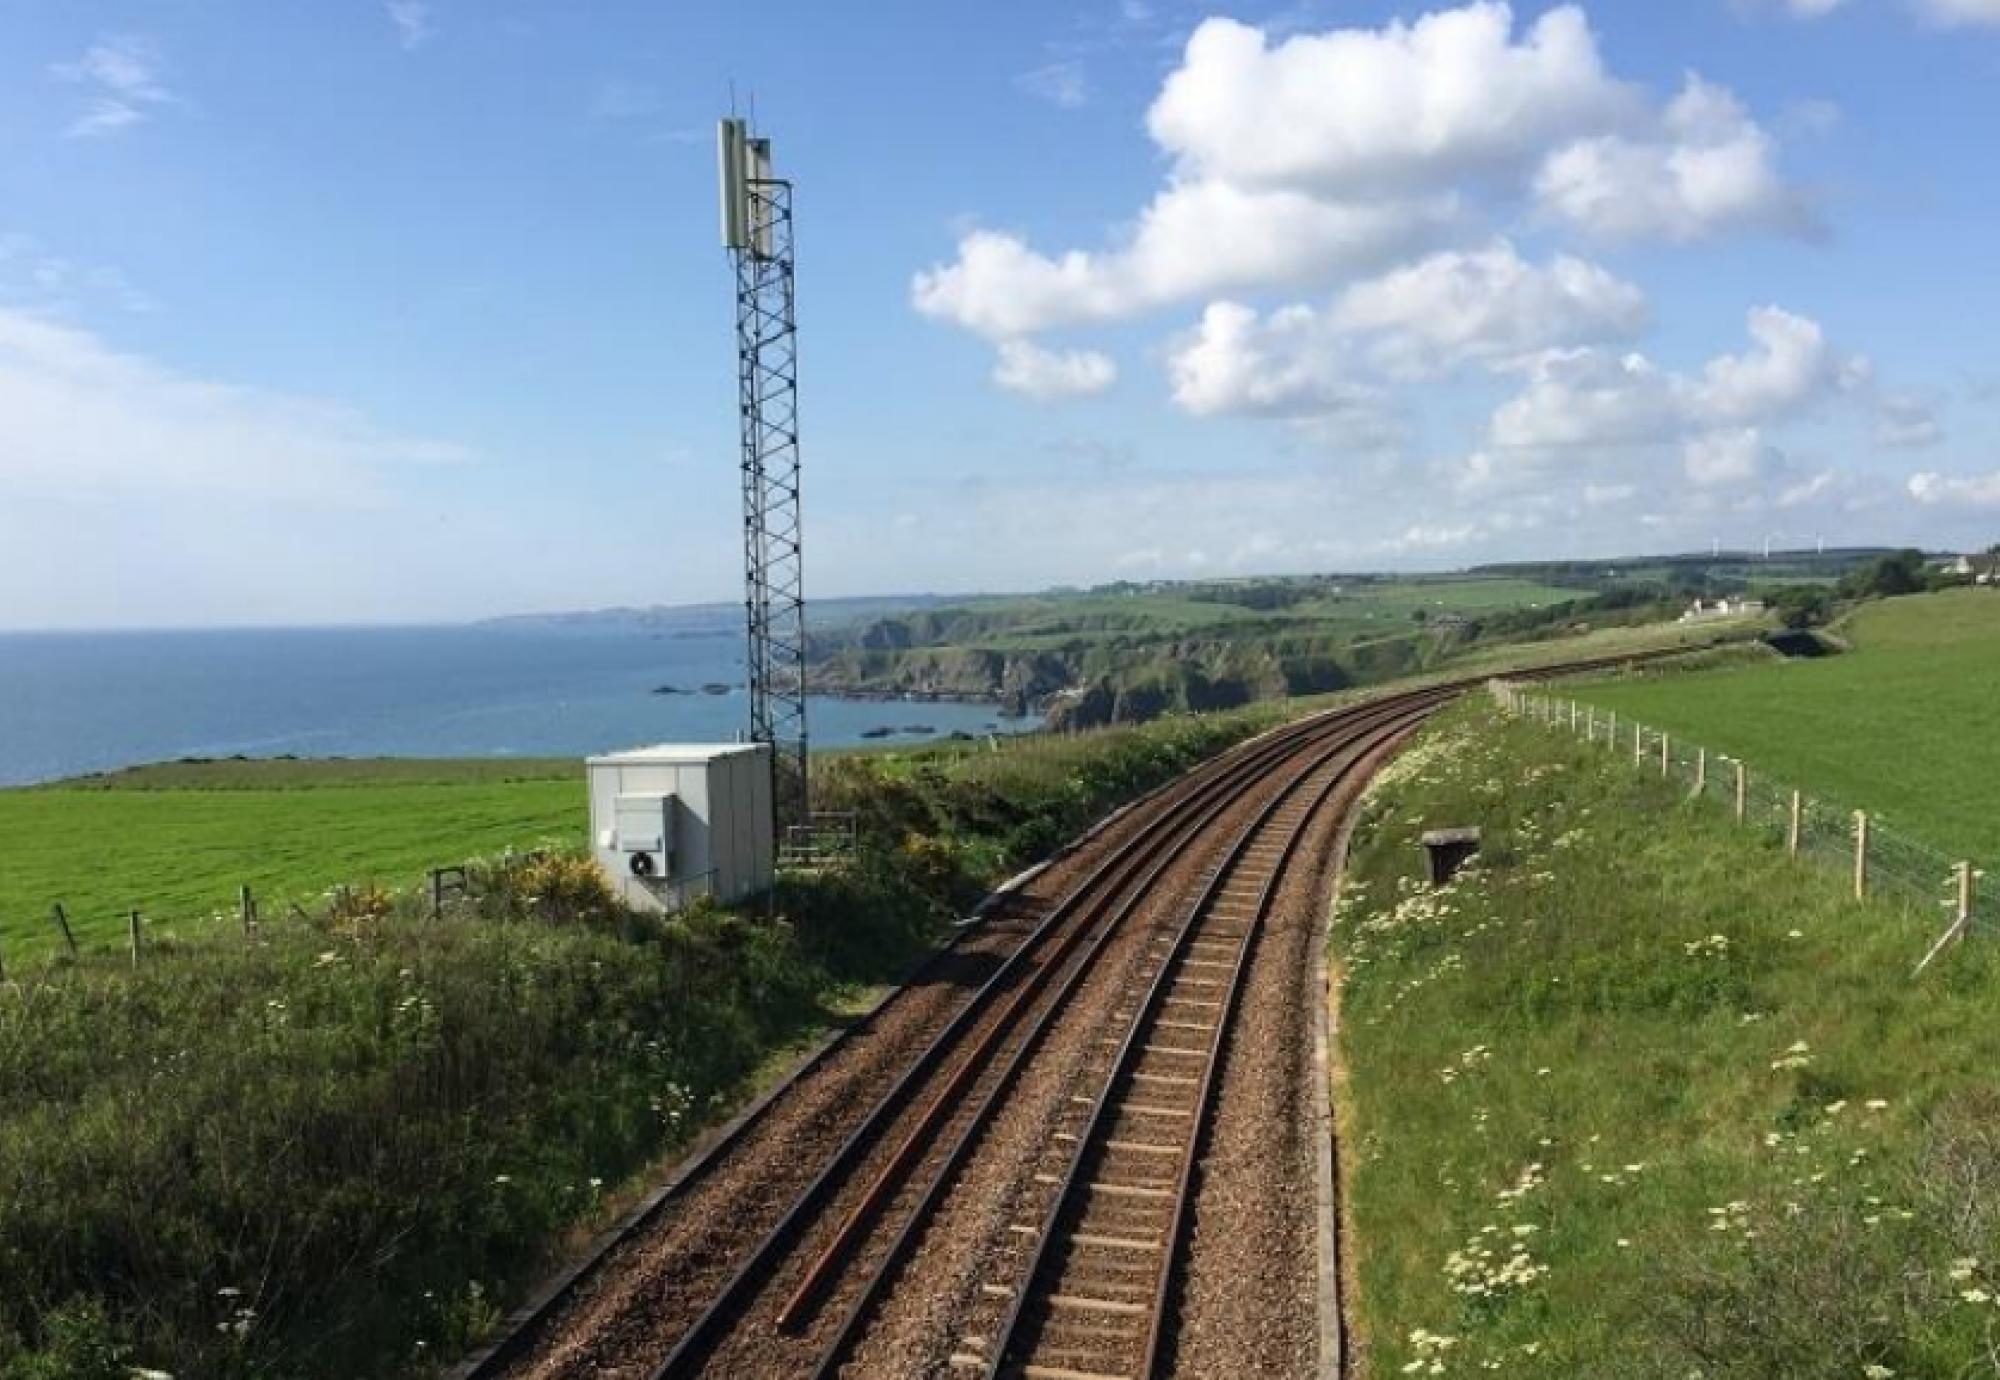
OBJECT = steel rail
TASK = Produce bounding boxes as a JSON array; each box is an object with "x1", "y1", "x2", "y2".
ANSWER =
[
  {"x1": 982, "y1": 703, "x2": 1433, "y2": 1380},
  {"x1": 647, "y1": 699, "x2": 1380, "y2": 1377},
  {"x1": 797, "y1": 690, "x2": 1454, "y2": 1379}
]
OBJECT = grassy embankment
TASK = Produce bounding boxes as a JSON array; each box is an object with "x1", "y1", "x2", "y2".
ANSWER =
[
  {"x1": 1569, "y1": 589, "x2": 2000, "y2": 863},
  {"x1": 0, "y1": 702, "x2": 1309, "y2": 1379},
  {"x1": 1335, "y1": 699, "x2": 2000, "y2": 1377}
]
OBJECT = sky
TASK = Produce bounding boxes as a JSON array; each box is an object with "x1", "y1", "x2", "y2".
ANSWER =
[{"x1": 4, "y1": 0, "x2": 2000, "y2": 630}]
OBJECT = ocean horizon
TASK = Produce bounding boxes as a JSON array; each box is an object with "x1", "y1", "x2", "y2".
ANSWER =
[{"x1": 0, "y1": 622, "x2": 1033, "y2": 788}]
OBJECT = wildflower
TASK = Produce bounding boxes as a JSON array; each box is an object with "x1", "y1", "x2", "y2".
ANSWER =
[
  {"x1": 1863, "y1": 1366, "x2": 1893, "y2": 1378},
  {"x1": 1960, "y1": 1288, "x2": 1992, "y2": 1305},
  {"x1": 493, "y1": 1174, "x2": 512, "y2": 1185},
  {"x1": 1948, "y1": 1258, "x2": 1979, "y2": 1281}
]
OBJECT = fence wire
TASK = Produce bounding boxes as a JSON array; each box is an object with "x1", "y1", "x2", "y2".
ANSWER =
[{"x1": 1497, "y1": 684, "x2": 1991, "y2": 959}]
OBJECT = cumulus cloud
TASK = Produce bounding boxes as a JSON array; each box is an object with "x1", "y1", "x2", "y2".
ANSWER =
[
  {"x1": 912, "y1": 184, "x2": 1445, "y2": 339},
  {"x1": 1145, "y1": 5, "x2": 1631, "y2": 193},
  {"x1": 1333, "y1": 241, "x2": 1647, "y2": 376},
  {"x1": 49, "y1": 35, "x2": 174, "y2": 138},
  {"x1": 991, "y1": 340, "x2": 1117, "y2": 399},
  {"x1": 914, "y1": 2, "x2": 1808, "y2": 413},
  {"x1": 1909, "y1": 470, "x2": 2000, "y2": 507},
  {"x1": 1684, "y1": 428, "x2": 1783, "y2": 487},
  {"x1": 1492, "y1": 306, "x2": 1861, "y2": 450},
  {"x1": 1535, "y1": 77, "x2": 1810, "y2": 241},
  {"x1": 1166, "y1": 302, "x2": 1375, "y2": 421}
]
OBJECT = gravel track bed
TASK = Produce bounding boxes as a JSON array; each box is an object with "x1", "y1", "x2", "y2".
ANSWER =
[
  {"x1": 707, "y1": 773, "x2": 1273, "y2": 1378},
  {"x1": 833, "y1": 734, "x2": 1366, "y2": 1380},
  {"x1": 488, "y1": 729, "x2": 1313, "y2": 1380},
  {"x1": 1172, "y1": 731, "x2": 1410, "y2": 1379}
]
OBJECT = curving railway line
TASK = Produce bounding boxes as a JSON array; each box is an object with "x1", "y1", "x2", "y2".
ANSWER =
[{"x1": 456, "y1": 661, "x2": 1658, "y2": 1380}]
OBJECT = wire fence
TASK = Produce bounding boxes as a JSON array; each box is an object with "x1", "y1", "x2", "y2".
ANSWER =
[{"x1": 1492, "y1": 681, "x2": 1993, "y2": 973}]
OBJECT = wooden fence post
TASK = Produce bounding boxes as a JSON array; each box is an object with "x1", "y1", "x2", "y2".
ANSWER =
[
  {"x1": 1788, "y1": 791, "x2": 1803, "y2": 856},
  {"x1": 430, "y1": 868, "x2": 444, "y2": 921},
  {"x1": 52, "y1": 902, "x2": 77, "y2": 958},
  {"x1": 1958, "y1": 861, "x2": 1974, "y2": 939},
  {"x1": 1570, "y1": 701, "x2": 1579, "y2": 733},
  {"x1": 240, "y1": 884, "x2": 255, "y2": 937},
  {"x1": 1695, "y1": 747, "x2": 1707, "y2": 796},
  {"x1": 1633, "y1": 723, "x2": 1643, "y2": 767},
  {"x1": 1661, "y1": 732, "x2": 1671, "y2": 776},
  {"x1": 1734, "y1": 761, "x2": 1747, "y2": 823},
  {"x1": 129, "y1": 910, "x2": 142, "y2": 966},
  {"x1": 0, "y1": 937, "x2": 7, "y2": 985},
  {"x1": 1853, "y1": 812, "x2": 1870, "y2": 901},
  {"x1": 1587, "y1": 706, "x2": 1597, "y2": 740}
]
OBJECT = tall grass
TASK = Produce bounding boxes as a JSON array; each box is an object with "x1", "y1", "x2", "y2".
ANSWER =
[{"x1": 1334, "y1": 701, "x2": 2000, "y2": 1377}]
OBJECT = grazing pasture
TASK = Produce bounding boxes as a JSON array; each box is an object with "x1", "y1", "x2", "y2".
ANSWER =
[
  {"x1": 1572, "y1": 590, "x2": 2000, "y2": 863},
  {"x1": 0, "y1": 759, "x2": 584, "y2": 957}
]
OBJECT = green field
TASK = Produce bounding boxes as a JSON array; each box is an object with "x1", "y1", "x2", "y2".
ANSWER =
[
  {"x1": 1571, "y1": 590, "x2": 2000, "y2": 863},
  {"x1": 0, "y1": 759, "x2": 585, "y2": 958},
  {"x1": 1337, "y1": 702, "x2": 2000, "y2": 1376}
]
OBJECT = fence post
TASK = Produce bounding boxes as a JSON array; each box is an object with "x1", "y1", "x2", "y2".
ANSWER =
[
  {"x1": 1661, "y1": 732, "x2": 1671, "y2": 777},
  {"x1": 1570, "y1": 701, "x2": 1579, "y2": 733},
  {"x1": 1633, "y1": 723, "x2": 1643, "y2": 767},
  {"x1": 52, "y1": 902, "x2": 77, "y2": 958},
  {"x1": 1788, "y1": 791, "x2": 1803, "y2": 856},
  {"x1": 430, "y1": 868, "x2": 444, "y2": 920},
  {"x1": 1853, "y1": 812, "x2": 1869, "y2": 901},
  {"x1": 1609, "y1": 710, "x2": 1617, "y2": 745},
  {"x1": 1695, "y1": 747, "x2": 1707, "y2": 796},
  {"x1": 129, "y1": 910, "x2": 142, "y2": 966},
  {"x1": 1734, "y1": 761, "x2": 1746, "y2": 823},
  {"x1": 0, "y1": 937, "x2": 6, "y2": 985},
  {"x1": 239, "y1": 884, "x2": 255, "y2": 938},
  {"x1": 1587, "y1": 706, "x2": 1596, "y2": 741},
  {"x1": 1915, "y1": 861, "x2": 1978, "y2": 976}
]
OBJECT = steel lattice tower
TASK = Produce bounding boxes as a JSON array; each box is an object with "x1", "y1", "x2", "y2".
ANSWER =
[{"x1": 722, "y1": 122, "x2": 808, "y2": 837}]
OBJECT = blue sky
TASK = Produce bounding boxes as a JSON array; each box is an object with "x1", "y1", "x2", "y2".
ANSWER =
[{"x1": 3, "y1": 0, "x2": 1999, "y2": 629}]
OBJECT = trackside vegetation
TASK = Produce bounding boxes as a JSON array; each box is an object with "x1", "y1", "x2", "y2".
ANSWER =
[
  {"x1": 0, "y1": 702, "x2": 1298, "y2": 1379},
  {"x1": 1334, "y1": 701, "x2": 2000, "y2": 1377}
]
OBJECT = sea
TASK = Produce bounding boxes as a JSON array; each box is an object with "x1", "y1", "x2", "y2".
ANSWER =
[{"x1": 0, "y1": 623, "x2": 1034, "y2": 788}]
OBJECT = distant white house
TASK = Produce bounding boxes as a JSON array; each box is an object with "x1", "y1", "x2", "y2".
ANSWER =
[
  {"x1": 1679, "y1": 596, "x2": 1767, "y2": 623},
  {"x1": 1939, "y1": 554, "x2": 2000, "y2": 585}
]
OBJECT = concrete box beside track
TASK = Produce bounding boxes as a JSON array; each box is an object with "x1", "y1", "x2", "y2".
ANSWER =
[{"x1": 586, "y1": 742, "x2": 774, "y2": 911}]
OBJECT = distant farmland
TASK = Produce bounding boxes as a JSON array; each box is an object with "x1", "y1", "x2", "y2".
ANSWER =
[
  {"x1": 1573, "y1": 589, "x2": 2000, "y2": 863},
  {"x1": 0, "y1": 758, "x2": 584, "y2": 957}
]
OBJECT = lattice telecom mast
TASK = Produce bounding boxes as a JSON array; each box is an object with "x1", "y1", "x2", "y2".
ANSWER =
[{"x1": 719, "y1": 117, "x2": 808, "y2": 837}]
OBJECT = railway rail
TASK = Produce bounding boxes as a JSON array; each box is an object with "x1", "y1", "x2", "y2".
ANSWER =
[{"x1": 465, "y1": 652, "x2": 1706, "y2": 1380}]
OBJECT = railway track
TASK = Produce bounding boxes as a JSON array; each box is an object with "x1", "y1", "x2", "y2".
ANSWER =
[{"x1": 468, "y1": 654, "x2": 1703, "y2": 1380}]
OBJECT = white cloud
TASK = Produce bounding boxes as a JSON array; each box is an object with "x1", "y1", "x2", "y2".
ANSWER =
[
  {"x1": 1166, "y1": 301, "x2": 1375, "y2": 421},
  {"x1": 1018, "y1": 60, "x2": 1088, "y2": 108},
  {"x1": 1875, "y1": 395, "x2": 1943, "y2": 449},
  {"x1": 1783, "y1": 0, "x2": 1848, "y2": 15},
  {"x1": 386, "y1": 1, "x2": 435, "y2": 51},
  {"x1": 49, "y1": 35, "x2": 174, "y2": 138},
  {"x1": 1492, "y1": 306, "x2": 1861, "y2": 450},
  {"x1": 1909, "y1": 470, "x2": 2000, "y2": 507},
  {"x1": 1333, "y1": 241, "x2": 1647, "y2": 376},
  {"x1": 1916, "y1": 0, "x2": 2000, "y2": 25},
  {"x1": 1145, "y1": 6, "x2": 1631, "y2": 193},
  {"x1": 912, "y1": 184, "x2": 1444, "y2": 338},
  {"x1": 1536, "y1": 76, "x2": 1809, "y2": 241},
  {"x1": 1684, "y1": 428, "x2": 1782, "y2": 487},
  {"x1": 991, "y1": 340, "x2": 1117, "y2": 399}
]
